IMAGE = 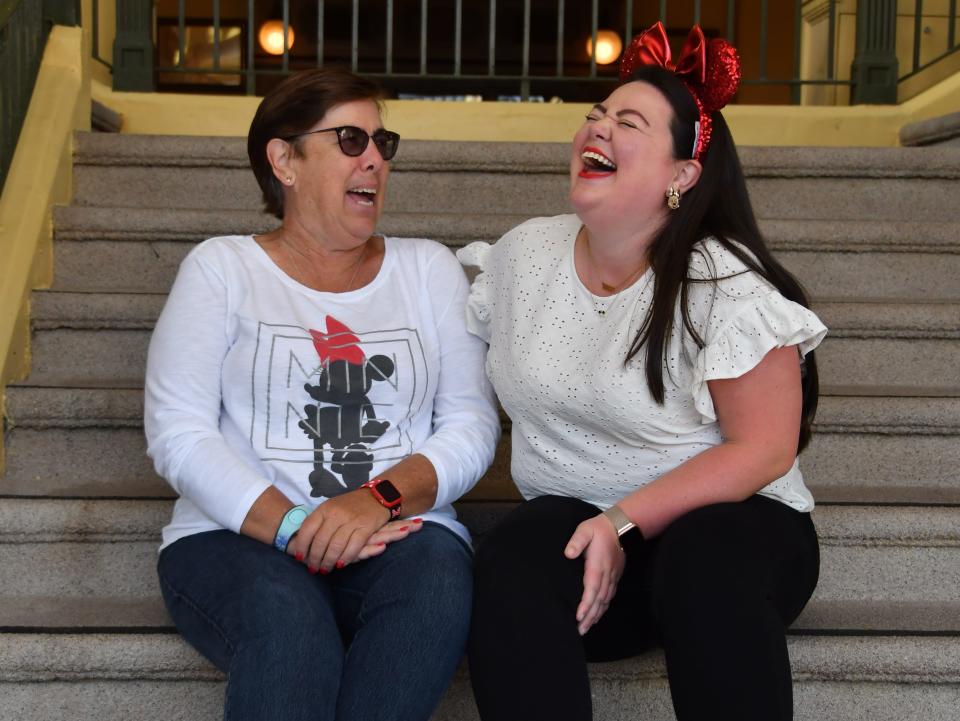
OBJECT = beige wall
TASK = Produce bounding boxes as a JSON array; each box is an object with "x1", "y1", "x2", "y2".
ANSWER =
[{"x1": 92, "y1": 69, "x2": 960, "y2": 147}]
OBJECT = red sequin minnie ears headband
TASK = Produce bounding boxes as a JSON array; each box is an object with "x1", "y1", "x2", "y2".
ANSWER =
[{"x1": 619, "y1": 22, "x2": 741, "y2": 160}]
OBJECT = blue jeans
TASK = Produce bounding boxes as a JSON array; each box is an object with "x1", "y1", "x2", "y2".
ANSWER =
[{"x1": 157, "y1": 522, "x2": 473, "y2": 721}]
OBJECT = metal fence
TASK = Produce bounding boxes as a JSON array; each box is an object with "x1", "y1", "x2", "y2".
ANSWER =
[
  {"x1": 0, "y1": 0, "x2": 79, "y2": 195},
  {"x1": 0, "y1": 0, "x2": 46, "y2": 194},
  {"x1": 100, "y1": 0, "x2": 960, "y2": 104}
]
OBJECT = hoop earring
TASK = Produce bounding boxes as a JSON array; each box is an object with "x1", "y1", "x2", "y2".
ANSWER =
[{"x1": 666, "y1": 186, "x2": 680, "y2": 210}]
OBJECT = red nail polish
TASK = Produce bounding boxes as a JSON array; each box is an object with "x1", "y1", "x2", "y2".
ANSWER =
[
  {"x1": 399, "y1": 526, "x2": 408, "y2": 532},
  {"x1": 308, "y1": 566, "x2": 318, "y2": 574},
  {"x1": 295, "y1": 552, "x2": 304, "y2": 562},
  {"x1": 335, "y1": 560, "x2": 345, "y2": 569},
  {"x1": 378, "y1": 542, "x2": 386, "y2": 546},
  {"x1": 412, "y1": 518, "x2": 423, "y2": 524},
  {"x1": 319, "y1": 568, "x2": 330, "y2": 575}
]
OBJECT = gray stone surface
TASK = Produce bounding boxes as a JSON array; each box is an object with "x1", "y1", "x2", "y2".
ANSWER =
[
  {"x1": 4, "y1": 398, "x2": 959, "y2": 502},
  {"x1": 1, "y1": 427, "x2": 167, "y2": 497},
  {"x1": 55, "y1": 204, "x2": 960, "y2": 252},
  {"x1": 53, "y1": 239, "x2": 960, "y2": 298},
  {"x1": 2, "y1": 633, "x2": 960, "y2": 721},
  {"x1": 900, "y1": 111, "x2": 960, "y2": 147},
  {"x1": 70, "y1": 133, "x2": 960, "y2": 221},
  {"x1": 1, "y1": 499, "x2": 957, "y2": 610},
  {"x1": 5, "y1": 594, "x2": 959, "y2": 634},
  {"x1": 13, "y1": 386, "x2": 957, "y2": 431},
  {"x1": 73, "y1": 132, "x2": 960, "y2": 178},
  {"x1": 23, "y1": 324, "x2": 959, "y2": 390}
]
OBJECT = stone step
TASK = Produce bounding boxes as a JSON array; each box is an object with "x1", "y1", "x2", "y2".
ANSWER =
[
  {"x1": 52, "y1": 206, "x2": 960, "y2": 300},
  {"x1": 30, "y1": 290, "x2": 960, "y2": 340},
  {"x1": 2, "y1": 631, "x2": 958, "y2": 721},
  {"x1": 0, "y1": 499, "x2": 957, "y2": 611},
  {"x1": 4, "y1": 390, "x2": 959, "y2": 503},
  {"x1": 71, "y1": 134, "x2": 960, "y2": 222},
  {"x1": 4, "y1": 594, "x2": 957, "y2": 635},
  {"x1": 20, "y1": 322, "x2": 960, "y2": 392}
]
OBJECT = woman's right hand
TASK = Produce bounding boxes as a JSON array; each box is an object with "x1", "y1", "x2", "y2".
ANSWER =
[{"x1": 286, "y1": 489, "x2": 390, "y2": 573}]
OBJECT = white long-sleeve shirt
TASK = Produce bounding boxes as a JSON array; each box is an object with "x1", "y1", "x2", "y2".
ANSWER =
[{"x1": 146, "y1": 234, "x2": 499, "y2": 550}]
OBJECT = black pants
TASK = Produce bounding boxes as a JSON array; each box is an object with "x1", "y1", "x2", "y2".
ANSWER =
[{"x1": 467, "y1": 494, "x2": 819, "y2": 721}]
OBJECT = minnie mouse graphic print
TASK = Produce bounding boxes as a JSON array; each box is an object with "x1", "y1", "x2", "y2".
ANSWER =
[{"x1": 145, "y1": 234, "x2": 498, "y2": 550}]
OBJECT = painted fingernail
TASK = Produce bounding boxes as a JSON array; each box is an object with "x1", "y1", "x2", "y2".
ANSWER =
[
  {"x1": 399, "y1": 526, "x2": 409, "y2": 532},
  {"x1": 307, "y1": 566, "x2": 318, "y2": 574},
  {"x1": 412, "y1": 518, "x2": 423, "y2": 524},
  {"x1": 319, "y1": 568, "x2": 330, "y2": 576},
  {"x1": 295, "y1": 552, "x2": 304, "y2": 562},
  {"x1": 378, "y1": 542, "x2": 386, "y2": 546},
  {"x1": 335, "y1": 560, "x2": 345, "y2": 569}
]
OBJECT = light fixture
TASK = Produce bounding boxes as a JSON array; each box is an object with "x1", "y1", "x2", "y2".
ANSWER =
[
  {"x1": 586, "y1": 30, "x2": 623, "y2": 65},
  {"x1": 259, "y1": 19, "x2": 295, "y2": 55}
]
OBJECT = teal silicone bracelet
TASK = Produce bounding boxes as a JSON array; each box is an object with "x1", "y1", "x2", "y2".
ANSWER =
[{"x1": 274, "y1": 504, "x2": 310, "y2": 552}]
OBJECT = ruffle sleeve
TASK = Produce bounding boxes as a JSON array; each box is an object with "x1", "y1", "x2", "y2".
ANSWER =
[
  {"x1": 691, "y1": 291, "x2": 827, "y2": 423},
  {"x1": 455, "y1": 241, "x2": 495, "y2": 343}
]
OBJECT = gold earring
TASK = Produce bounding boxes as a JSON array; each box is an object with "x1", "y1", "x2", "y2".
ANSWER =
[{"x1": 666, "y1": 186, "x2": 680, "y2": 210}]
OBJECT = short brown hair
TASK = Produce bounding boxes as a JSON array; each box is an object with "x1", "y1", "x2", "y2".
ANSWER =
[{"x1": 247, "y1": 68, "x2": 385, "y2": 219}]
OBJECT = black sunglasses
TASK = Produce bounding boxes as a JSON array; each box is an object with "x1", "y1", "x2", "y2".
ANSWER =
[{"x1": 283, "y1": 125, "x2": 400, "y2": 161}]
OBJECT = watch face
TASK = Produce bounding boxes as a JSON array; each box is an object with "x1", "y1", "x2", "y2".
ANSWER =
[{"x1": 374, "y1": 480, "x2": 402, "y2": 504}]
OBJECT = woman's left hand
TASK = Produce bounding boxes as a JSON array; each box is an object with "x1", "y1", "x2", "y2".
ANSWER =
[{"x1": 564, "y1": 515, "x2": 626, "y2": 636}]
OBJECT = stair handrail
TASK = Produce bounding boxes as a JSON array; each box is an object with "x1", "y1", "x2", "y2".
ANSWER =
[{"x1": 0, "y1": 23, "x2": 89, "y2": 474}]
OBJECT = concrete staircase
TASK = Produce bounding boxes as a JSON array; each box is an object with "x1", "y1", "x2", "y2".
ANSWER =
[{"x1": 2, "y1": 133, "x2": 959, "y2": 719}]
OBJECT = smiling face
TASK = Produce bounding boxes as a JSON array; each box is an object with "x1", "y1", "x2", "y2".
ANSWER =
[
  {"x1": 569, "y1": 81, "x2": 690, "y2": 234},
  {"x1": 283, "y1": 98, "x2": 390, "y2": 247}
]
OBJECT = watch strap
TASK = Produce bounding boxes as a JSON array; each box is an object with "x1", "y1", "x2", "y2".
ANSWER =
[
  {"x1": 602, "y1": 504, "x2": 636, "y2": 550},
  {"x1": 274, "y1": 504, "x2": 310, "y2": 552}
]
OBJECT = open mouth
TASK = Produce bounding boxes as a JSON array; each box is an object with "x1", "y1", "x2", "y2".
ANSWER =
[
  {"x1": 579, "y1": 147, "x2": 617, "y2": 178},
  {"x1": 347, "y1": 187, "x2": 377, "y2": 206}
]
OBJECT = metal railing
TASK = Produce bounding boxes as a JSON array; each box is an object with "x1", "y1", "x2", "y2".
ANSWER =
[
  {"x1": 105, "y1": 0, "x2": 959, "y2": 104},
  {"x1": 0, "y1": 0, "x2": 79, "y2": 194},
  {"x1": 900, "y1": 0, "x2": 960, "y2": 81},
  {"x1": 0, "y1": 0, "x2": 46, "y2": 194}
]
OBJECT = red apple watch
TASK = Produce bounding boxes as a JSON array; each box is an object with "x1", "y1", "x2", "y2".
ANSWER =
[{"x1": 361, "y1": 478, "x2": 403, "y2": 519}]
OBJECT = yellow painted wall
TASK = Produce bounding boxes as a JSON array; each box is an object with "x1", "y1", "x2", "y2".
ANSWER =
[
  {"x1": 93, "y1": 69, "x2": 960, "y2": 147},
  {"x1": 0, "y1": 26, "x2": 90, "y2": 471}
]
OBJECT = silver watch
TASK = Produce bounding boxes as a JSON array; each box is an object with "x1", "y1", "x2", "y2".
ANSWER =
[{"x1": 602, "y1": 504, "x2": 635, "y2": 538}]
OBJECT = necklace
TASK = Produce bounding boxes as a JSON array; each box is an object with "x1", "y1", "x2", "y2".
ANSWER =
[
  {"x1": 282, "y1": 236, "x2": 370, "y2": 292},
  {"x1": 579, "y1": 229, "x2": 648, "y2": 315}
]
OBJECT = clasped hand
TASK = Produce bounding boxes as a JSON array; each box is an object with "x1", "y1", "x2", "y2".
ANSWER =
[
  {"x1": 564, "y1": 514, "x2": 626, "y2": 636},
  {"x1": 285, "y1": 490, "x2": 422, "y2": 574}
]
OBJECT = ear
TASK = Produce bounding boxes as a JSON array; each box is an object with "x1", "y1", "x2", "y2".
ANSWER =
[
  {"x1": 266, "y1": 137, "x2": 295, "y2": 185},
  {"x1": 672, "y1": 159, "x2": 702, "y2": 195}
]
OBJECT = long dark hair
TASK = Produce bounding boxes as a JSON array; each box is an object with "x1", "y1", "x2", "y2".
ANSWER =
[{"x1": 624, "y1": 65, "x2": 818, "y2": 452}]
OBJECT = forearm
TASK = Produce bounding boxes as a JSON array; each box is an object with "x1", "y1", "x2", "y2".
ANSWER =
[
  {"x1": 239, "y1": 486, "x2": 296, "y2": 545},
  {"x1": 617, "y1": 439, "x2": 795, "y2": 539},
  {"x1": 375, "y1": 453, "x2": 439, "y2": 517}
]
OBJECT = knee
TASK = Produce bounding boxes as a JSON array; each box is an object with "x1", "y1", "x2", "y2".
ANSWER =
[
  {"x1": 475, "y1": 496, "x2": 590, "y2": 584},
  {"x1": 651, "y1": 507, "x2": 767, "y2": 621},
  {"x1": 381, "y1": 526, "x2": 473, "y2": 629}
]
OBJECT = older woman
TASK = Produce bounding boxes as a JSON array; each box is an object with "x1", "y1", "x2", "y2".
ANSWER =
[
  {"x1": 461, "y1": 24, "x2": 825, "y2": 721},
  {"x1": 146, "y1": 68, "x2": 499, "y2": 721}
]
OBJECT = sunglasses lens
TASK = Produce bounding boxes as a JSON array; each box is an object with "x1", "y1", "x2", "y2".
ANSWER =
[
  {"x1": 372, "y1": 131, "x2": 400, "y2": 160},
  {"x1": 337, "y1": 127, "x2": 369, "y2": 156}
]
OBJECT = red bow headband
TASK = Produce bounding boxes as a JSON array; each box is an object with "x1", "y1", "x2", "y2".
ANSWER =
[{"x1": 619, "y1": 22, "x2": 741, "y2": 160}]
